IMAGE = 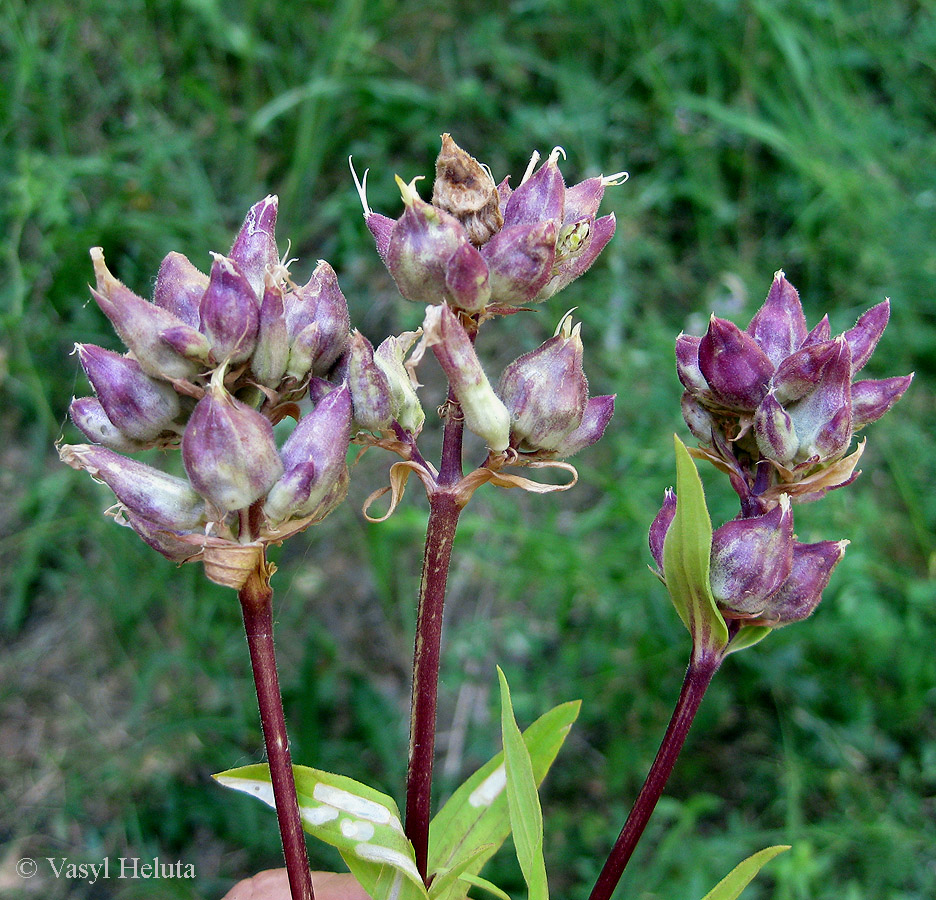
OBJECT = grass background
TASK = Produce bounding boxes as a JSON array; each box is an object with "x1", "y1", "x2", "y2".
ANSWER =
[{"x1": 1, "y1": 0, "x2": 934, "y2": 897}]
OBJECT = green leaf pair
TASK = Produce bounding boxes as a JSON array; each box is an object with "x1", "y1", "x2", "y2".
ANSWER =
[{"x1": 216, "y1": 673, "x2": 579, "y2": 900}]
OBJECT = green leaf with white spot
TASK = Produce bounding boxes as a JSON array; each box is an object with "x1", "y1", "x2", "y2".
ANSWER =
[
  {"x1": 663, "y1": 436, "x2": 729, "y2": 657},
  {"x1": 428, "y1": 698, "x2": 579, "y2": 900},
  {"x1": 698, "y1": 845, "x2": 790, "y2": 900},
  {"x1": 497, "y1": 667, "x2": 548, "y2": 900},
  {"x1": 214, "y1": 764, "x2": 428, "y2": 900}
]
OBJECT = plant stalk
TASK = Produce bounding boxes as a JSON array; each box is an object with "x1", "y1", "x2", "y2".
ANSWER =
[
  {"x1": 588, "y1": 650, "x2": 722, "y2": 900},
  {"x1": 239, "y1": 565, "x2": 315, "y2": 900},
  {"x1": 405, "y1": 394, "x2": 465, "y2": 882}
]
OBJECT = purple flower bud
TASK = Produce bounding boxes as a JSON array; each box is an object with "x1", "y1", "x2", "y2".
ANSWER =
[
  {"x1": 90, "y1": 248, "x2": 201, "y2": 379},
  {"x1": 760, "y1": 539, "x2": 848, "y2": 625},
  {"x1": 784, "y1": 337, "x2": 853, "y2": 463},
  {"x1": 481, "y1": 221, "x2": 557, "y2": 306},
  {"x1": 76, "y1": 343, "x2": 181, "y2": 442},
  {"x1": 284, "y1": 260, "x2": 350, "y2": 375},
  {"x1": 58, "y1": 444, "x2": 207, "y2": 529},
  {"x1": 120, "y1": 510, "x2": 198, "y2": 562},
  {"x1": 432, "y1": 133, "x2": 503, "y2": 247},
  {"x1": 443, "y1": 240, "x2": 492, "y2": 312},
  {"x1": 423, "y1": 304, "x2": 510, "y2": 451},
  {"x1": 771, "y1": 340, "x2": 840, "y2": 405},
  {"x1": 803, "y1": 314, "x2": 831, "y2": 346},
  {"x1": 385, "y1": 176, "x2": 489, "y2": 311},
  {"x1": 550, "y1": 394, "x2": 615, "y2": 458},
  {"x1": 158, "y1": 325, "x2": 213, "y2": 364},
  {"x1": 374, "y1": 330, "x2": 425, "y2": 434},
  {"x1": 675, "y1": 334, "x2": 709, "y2": 395},
  {"x1": 229, "y1": 195, "x2": 279, "y2": 298},
  {"x1": 680, "y1": 392, "x2": 716, "y2": 443},
  {"x1": 710, "y1": 498, "x2": 794, "y2": 616},
  {"x1": 746, "y1": 271, "x2": 808, "y2": 367},
  {"x1": 851, "y1": 374, "x2": 914, "y2": 428},
  {"x1": 503, "y1": 148, "x2": 566, "y2": 227},
  {"x1": 250, "y1": 274, "x2": 290, "y2": 387},
  {"x1": 649, "y1": 488, "x2": 677, "y2": 574},
  {"x1": 264, "y1": 385, "x2": 351, "y2": 524},
  {"x1": 498, "y1": 313, "x2": 588, "y2": 451},
  {"x1": 347, "y1": 330, "x2": 394, "y2": 432},
  {"x1": 69, "y1": 396, "x2": 149, "y2": 452},
  {"x1": 154, "y1": 251, "x2": 208, "y2": 328},
  {"x1": 181, "y1": 375, "x2": 283, "y2": 512},
  {"x1": 753, "y1": 392, "x2": 799, "y2": 466},
  {"x1": 199, "y1": 254, "x2": 259, "y2": 364},
  {"x1": 844, "y1": 299, "x2": 889, "y2": 374},
  {"x1": 698, "y1": 315, "x2": 774, "y2": 410}
]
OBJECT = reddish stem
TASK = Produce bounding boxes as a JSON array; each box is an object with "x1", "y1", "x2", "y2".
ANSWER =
[
  {"x1": 588, "y1": 650, "x2": 722, "y2": 900},
  {"x1": 405, "y1": 391, "x2": 465, "y2": 882},
  {"x1": 239, "y1": 566, "x2": 315, "y2": 900}
]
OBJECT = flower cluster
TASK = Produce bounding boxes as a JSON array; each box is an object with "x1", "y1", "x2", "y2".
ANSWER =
[
  {"x1": 676, "y1": 271, "x2": 912, "y2": 508},
  {"x1": 355, "y1": 134, "x2": 626, "y2": 315},
  {"x1": 652, "y1": 272, "x2": 912, "y2": 637},
  {"x1": 351, "y1": 135, "x2": 621, "y2": 461},
  {"x1": 60, "y1": 198, "x2": 353, "y2": 589}
]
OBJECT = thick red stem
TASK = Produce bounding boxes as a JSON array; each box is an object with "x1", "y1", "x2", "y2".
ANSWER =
[
  {"x1": 239, "y1": 567, "x2": 315, "y2": 900},
  {"x1": 588, "y1": 651, "x2": 722, "y2": 900}
]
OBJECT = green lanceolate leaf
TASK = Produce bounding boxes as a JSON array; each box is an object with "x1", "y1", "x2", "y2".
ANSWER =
[
  {"x1": 662, "y1": 435, "x2": 729, "y2": 657},
  {"x1": 698, "y1": 845, "x2": 790, "y2": 900},
  {"x1": 428, "y1": 844, "x2": 493, "y2": 900},
  {"x1": 428, "y1": 696, "x2": 579, "y2": 900},
  {"x1": 497, "y1": 667, "x2": 548, "y2": 900},
  {"x1": 214, "y1": 764, "x2": 428, "y2": 900},
  {"x1": 725, "y1": 625, "x2": 773, "y2": 655}
]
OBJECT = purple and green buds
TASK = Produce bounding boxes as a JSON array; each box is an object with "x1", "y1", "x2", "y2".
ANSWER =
[
  {"x1": 264, "y1": 385, "x2": 352, "y2": 525},
  {"x1": 284, "y1": 260, "x2": 351, "y2": 380},
  {"x1": 356, "y1": 136, "x2": 624, "y2": 313},
  {"x1": 497, "y1": 313, "x2": 613, "y2": 457},
  {"x1": 498, "y1": 311, "x2": 588, "y2": 452},
  {"x1": 75, "y1": 344, "x2": 181, "y2": 443},
  {"x1": 346, "y1": 330, "x2": 394, "y2": 433},
  {"x1": 154, "y1": 251, "x2": 208, "y2": 329},
  {"x1": 198, "y1": 254, "x2": 260, "y2": 365},
  {"x1": 422, "y1": 304, "x2": 510, "y2": 452},
  {"x1": 678, "y1": 270, "x2": 913, "y2": 503},
  {"x1": 229, "y1": 194, "x2": 280, "y2": 298},
  {"x1": 651, "y1": 462, "x2": 847, "y2": 634},
  {"x1": 374, "y1": 330, "x2": 425, "y2": 435},
  {"x1": 182, "y1": 371, "x2": 283, "y2": 513},
  {"x1": 59, "y1": 444, "x2": 207, "y2": 530}
]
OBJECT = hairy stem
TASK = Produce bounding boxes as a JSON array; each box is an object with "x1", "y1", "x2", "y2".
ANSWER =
[
  {"x1": 405, "y1": 394, "x2": 465, "y2": 881},
  {"x1": 239, "y1": 565, "x2": 314, "y2": 900},
  {"x1": 588, "y1": 650, "x2": 722, "y2": 900}
]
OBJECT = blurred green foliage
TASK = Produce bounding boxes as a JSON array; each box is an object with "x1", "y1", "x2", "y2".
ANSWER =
[{"x1": 1, "y1": 0, "x2": 934, "y2": 898}]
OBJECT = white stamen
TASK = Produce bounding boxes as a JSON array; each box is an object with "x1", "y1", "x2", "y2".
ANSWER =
[
  {"x1": 602, "y1": 170, "x2": 629, "y2": 186},
  {"x1": 520, "y1": 150, "x2": 541, "y2": 186},
  {"x1": 349, "y1": 157, "x2": 372, "y2": 218}
]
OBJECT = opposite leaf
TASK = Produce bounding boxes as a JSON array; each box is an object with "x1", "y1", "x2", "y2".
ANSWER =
[
  {"x1": 214, "y1": 764, "x2": 427, "y2": 900},
  {"x1": 497, "y1": 667, "x2": 548, "y2": 900},
  {"x1": 699, "y1": 845, "x2": 790, "y2": 900},
  {"x1": 662, "y1": 435, "x2": 729, "y2": 658},
  {"x1": 428, "y1": 699, "x2": 580, "y2": 900}
]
